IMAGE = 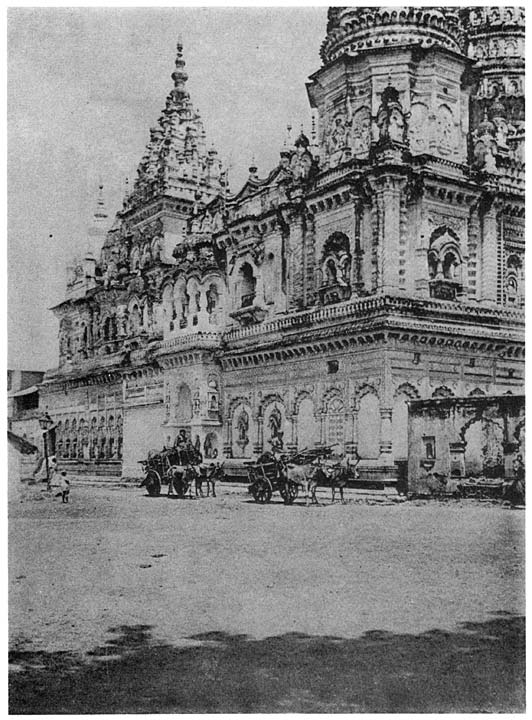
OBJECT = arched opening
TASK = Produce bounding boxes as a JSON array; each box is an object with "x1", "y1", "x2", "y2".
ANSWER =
[
  {"x1": 505, "y1": 254, "x2": 524, "y2": 306},
  {"x1": 203, "y1": 432, "x2": 219, "y2": 459},
  {"x1": 239, "y1": 263, "x2": 256, "y2": 307},
  {"x1": 162, "y1": 284, "x2": 174, "y2": 334},
  {"x1": 427, "y1": 227, "x2": 463, "y2": 300},
  {"x1": 325, "y1": 258, "x2": 337, "y2": 284},
  {"x1": 319, "y1": 232, "x2": 352, "y2": 305},
  {"x1": 357, "y1": 393, "x2": 380, "y2": 459},
  {"x1": 297, "y1": 397, "x2": 318, "y2": 450}
]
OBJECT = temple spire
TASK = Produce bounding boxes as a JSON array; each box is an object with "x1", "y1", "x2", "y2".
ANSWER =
[{"x1": 124, "y1": 38, "x2": 224, "y2": 213}]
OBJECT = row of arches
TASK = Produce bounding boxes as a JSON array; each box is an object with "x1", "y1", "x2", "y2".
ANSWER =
[
  {"x1": 227, "y1": 389, "x2": 411, "y2": 460},
  {"x1": 226, "y1": 383, "x2": 501, "y2": 460},
  {"x1": 55, "y1": 415, "x2": 123, "y2": 461},
  {"x1": 59, "y1": 296, "x2": 157, "y2": 363},
  {"x1": 161, "y1": 274, "x2": 225, "y2": 333}
]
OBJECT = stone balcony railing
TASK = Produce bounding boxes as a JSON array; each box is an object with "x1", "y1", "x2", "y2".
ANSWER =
[
  {"x1": 151, "y1": 331, "x2": 223, "y2": 355},
  {"x1": 44, "y1": 295, "x2": 524, "y2": 381},
  {"x1": 225, "y1": 294, "x2": 525, "y2": 342}
]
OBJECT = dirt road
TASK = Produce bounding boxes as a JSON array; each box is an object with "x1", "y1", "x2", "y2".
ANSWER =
[{"x1": 9, "y1": 481, "x2": 525, "y2": 712}]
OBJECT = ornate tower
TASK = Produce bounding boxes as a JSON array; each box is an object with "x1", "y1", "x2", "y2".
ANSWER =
[
  {"x1": 460, "y1": 7, "x2": 525, "y2": 169},
  {"x1": 307, "y1": 6, "x2": 476, "y2": 298},
  {"x1": 309, "y1": 7, "x2": 469, "y2": 169}
]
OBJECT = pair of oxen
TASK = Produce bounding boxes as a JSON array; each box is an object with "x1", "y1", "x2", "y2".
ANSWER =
[{"x1": 280, "y1": 455, "x2": 360, "y2": 506}]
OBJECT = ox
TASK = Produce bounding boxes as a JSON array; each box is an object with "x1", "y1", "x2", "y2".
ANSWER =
[
  {"x1": 320, "y1": 454, "x2": 360, "y2": 503},
  {"x1": 195, "y1": 462, "x2": 225, "y2": 498},
  {"x1": 282, "y1": 461, "x2": 322, "y2": 506}
]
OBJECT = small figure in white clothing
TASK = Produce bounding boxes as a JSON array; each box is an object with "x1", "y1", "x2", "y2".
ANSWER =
[{"x1": 55, "y1": 471, "x2": 71, "y2": 503}]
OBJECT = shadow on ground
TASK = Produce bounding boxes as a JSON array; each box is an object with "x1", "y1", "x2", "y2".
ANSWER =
[{"x1": 9, "y1": 613, "x2": 524, "y2": 713}]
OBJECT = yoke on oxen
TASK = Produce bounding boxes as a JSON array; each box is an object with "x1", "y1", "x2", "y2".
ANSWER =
[{"x1": 247, "y1": 445, "x2": 340, "y2": 505}]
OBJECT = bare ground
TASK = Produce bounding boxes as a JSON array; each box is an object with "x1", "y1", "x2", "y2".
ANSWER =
[{"x1": 9, "y1": 481, "x2": 525, "y2": 713}]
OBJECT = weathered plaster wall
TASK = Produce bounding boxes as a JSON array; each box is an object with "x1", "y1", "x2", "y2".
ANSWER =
[{"x1": 408, "y1": 394, "x2": 524, "y2": 496}]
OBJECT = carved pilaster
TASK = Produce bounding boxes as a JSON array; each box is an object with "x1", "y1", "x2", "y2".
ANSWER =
[
  {"x1": 253, "y1": 417, "x2": 264, "y2": 455},
  {"x1": 479, "y1": 194, "x2": 502, "y2": 304},
  {"x1": 345, "y1": 409, "x2": 358, "y2": 455},
  {"x1": 319, "y1": 411, "x2": 326, "y2": 445},
  {"x1": 370, "y1": 173, "x2": 408, "y2": 294},
  {"x1": 379, "y1": 407, "x2": 393, "y2": 459},
  {"x1": 224, "y1": 417, "x2": 233, "y2": 458}
]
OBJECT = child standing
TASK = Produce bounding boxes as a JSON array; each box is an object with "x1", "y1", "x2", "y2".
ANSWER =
[{"x1": 55, "y1": 471, "x2": 71, "y2": 503}]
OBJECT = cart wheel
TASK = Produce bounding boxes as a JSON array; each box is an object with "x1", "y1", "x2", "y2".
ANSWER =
[
  {"x1": 251, "y1": 480, "x2": 272, "y2": 504},
  {"x1": 170, "y1": 469, "x2": 186, "y2": 497},
  {"x1": 287, "y1": 482, "x2": 298, "y2": 504},
  {"x1": 280, "y1": 482, "x2": 297, "y2": 505},
  {"x1": 145, "y1": 470, "x2": 161, "y2": 497}
]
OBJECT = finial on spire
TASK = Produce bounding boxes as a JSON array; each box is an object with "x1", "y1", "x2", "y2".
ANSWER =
[
  {"x1": 94, "y1": 181, "x2": 107, "y2": 221},
  {"x1": 249, "y1": 155, "x2": 258, "y2": 177},
  {"x1": 171, "y1": 36, "x2": 189, "y2": 103}
]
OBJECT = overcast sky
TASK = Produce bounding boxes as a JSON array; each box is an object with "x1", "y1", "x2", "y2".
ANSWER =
[{"x1": 8, "y1": 6, "x2": 327, "y2": 370}]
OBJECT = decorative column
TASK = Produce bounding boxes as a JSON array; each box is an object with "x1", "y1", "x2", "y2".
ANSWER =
[
  {"x1": 352, "y1": 199, "x2": 364, "y2": 296},
  {"x1": 287, "y1": 206, "x2": 306, "y2": 311},
  {"x1": 319, "y1": 411, "x2": 327, "y2": 446},
  {"x1": 479, "y1": 193, "x2": 500, "y2": 304},
  {"x1": 345, "y1": 408, "x2": 358, "y2": 456},
  {"x1": 223, "y1": 415, "x2": 233, "y2": 458},
  {"x1": 379, "y1": 407, "x2": 394, "y2": 465},
  {"x1": 253, "y1": 416, "x2": 264, "y2": 455}
]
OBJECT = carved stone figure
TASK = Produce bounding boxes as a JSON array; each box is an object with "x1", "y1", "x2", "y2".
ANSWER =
[
  {"x1": 325, "y1": 111, "x2": 351, "y2": 167},
  {"x1": 494, "y1": 117, "x2": 509, "y2": 148},
  {"x1": 351, "y1": 107, "x2": 371, "y2": 156},
  {"x1": 206, "y1": 284, "x2": 219, "y2": 313},
  {"x1": 236, "y1": 410, "x2": 249, "y2": 450},
  {"x1": 268, "y1": 405, "x2": 284, "y2": 447},
  {"x1": 376, "y1": 86, "x2": 408, "y2": 145}
]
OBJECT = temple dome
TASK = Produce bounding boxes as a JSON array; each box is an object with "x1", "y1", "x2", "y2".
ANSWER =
[{"x1": 321, "y1": 7, "x2": 463, "y2": 64}]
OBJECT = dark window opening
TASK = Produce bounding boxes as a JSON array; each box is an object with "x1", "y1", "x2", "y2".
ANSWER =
[
  {"x1": 423, "y1": 436, "x2": 436, "y2": 459},
  {"x1": 327, "y1": 360, "x2": 339, "y2": 374}
]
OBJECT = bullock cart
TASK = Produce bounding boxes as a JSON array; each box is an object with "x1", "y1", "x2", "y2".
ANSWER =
[
  {"x1": 139, "y1": 445, "x2": 203, "y2": 497},
  {"x1": 247, "y1": 447, "x2": 335, "y2": 505}
]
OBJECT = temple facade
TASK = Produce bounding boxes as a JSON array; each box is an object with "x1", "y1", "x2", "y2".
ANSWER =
[{"x1": 41, "y1": 7, "x2": 525, "y2": 479}]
